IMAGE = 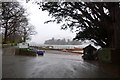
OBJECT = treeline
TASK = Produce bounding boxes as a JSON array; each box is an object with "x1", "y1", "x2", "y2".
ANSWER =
[
  {"x1": 1, "y1": 2, "x2": 36, "y2": 44},
  {"x1": 44, "y1": 38, "x2": 81, "y2": 45}
]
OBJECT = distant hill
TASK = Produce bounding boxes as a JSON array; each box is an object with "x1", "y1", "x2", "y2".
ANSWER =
[{"x1": 44, "y1": 38, "x2": 82, "y2": 45}]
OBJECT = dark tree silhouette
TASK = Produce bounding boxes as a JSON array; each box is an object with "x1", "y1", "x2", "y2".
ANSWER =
[{"x1": 38, "y1": 2, "x2": 120, "y2": 48}]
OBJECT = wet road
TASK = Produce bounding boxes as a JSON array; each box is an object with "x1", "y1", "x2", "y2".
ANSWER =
[{"x1": 2, "y1": 50, "x2": 114, "y2": 78}]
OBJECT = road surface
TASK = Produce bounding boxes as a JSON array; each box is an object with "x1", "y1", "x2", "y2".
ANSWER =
[{"x1": 2, "y1": 50, "x2": 115, "y2": 78}]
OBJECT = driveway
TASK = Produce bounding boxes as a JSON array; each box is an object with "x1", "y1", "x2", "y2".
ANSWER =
[{"x1": 2, "y1": 50, "x2": 115, "y2": 78}]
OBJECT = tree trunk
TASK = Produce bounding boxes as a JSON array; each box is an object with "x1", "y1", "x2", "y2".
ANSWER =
[
  {"x1": 3, "y1": 21, "x2": 8, "y2": 43},
  {"x1": 108, "y1": 3, "x2": 120, "y2": 49},
  {"x1": 112, "y1": 3, "x2": 120, "y2": 49}
]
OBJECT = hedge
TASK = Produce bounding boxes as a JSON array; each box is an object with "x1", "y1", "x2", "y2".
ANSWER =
[{"x1": 15, "y1": 48, "x2": 36, "y2": 56}]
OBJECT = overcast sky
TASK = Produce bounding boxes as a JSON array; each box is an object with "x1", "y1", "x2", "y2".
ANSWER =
[{"x1": 19, "y1": 1, "x2": 76, "y2": 44}]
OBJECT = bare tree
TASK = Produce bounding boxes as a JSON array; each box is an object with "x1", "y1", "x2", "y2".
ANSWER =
[{"x1": 1, "y1": 2, "x2": 36, "y2": 44}]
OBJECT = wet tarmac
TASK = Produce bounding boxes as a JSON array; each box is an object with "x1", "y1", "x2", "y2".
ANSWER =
[{"x1": 2, "y1": 50, "x2": 116, "y2": 78}]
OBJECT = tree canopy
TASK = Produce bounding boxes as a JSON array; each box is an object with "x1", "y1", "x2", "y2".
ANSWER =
[
  {"x1": 38, "y1": 2, "x2": 120, "y2": 48},
  {"x1": 1, "y1": 2, "x2": 36, "y2": 44}
]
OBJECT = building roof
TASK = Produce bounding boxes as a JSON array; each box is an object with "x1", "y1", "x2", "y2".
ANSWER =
[{"x1": 83, "y1": 44, "x2": 97, "y2": 50}]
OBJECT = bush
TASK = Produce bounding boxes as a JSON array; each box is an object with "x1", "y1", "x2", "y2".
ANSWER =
[
  {"x1": 98, "y1": 48, "x2": 111, "y2": 63},
  {"x1": 15, "y1": 48, "x2": 36, "y2": 56}
]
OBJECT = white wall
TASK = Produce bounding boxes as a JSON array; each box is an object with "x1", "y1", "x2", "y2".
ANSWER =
[{"x1": 18, "y1": 43, "x2": 29, "y2": 48}]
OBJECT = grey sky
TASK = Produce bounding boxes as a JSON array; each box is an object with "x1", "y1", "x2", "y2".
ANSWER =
[{"x1": 20, "y1": 1, "x2": 76, "y2": 44}]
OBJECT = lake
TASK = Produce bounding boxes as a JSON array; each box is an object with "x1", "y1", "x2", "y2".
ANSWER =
[{"x1": 29, "y1": 44, "x2": 100, "y2": 49}]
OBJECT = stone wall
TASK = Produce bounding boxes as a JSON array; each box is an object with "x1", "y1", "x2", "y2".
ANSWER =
[{"x1": 2, "y1": 47, "x2": 15, "y2": 56}]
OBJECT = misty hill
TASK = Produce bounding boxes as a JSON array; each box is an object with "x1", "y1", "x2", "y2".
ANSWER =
[{"x1": 44, "y1": 38, "x2": 82, "y2": 45}]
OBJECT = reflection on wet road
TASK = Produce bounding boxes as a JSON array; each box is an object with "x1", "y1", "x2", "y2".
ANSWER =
[{"x1": 2, "y1": 50, "x2": 114, "y2": 78}]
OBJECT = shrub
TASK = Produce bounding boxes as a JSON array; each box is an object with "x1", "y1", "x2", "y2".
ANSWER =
[{"x1": 15, "y1": 48, "x2": 36, "y2": 56}]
